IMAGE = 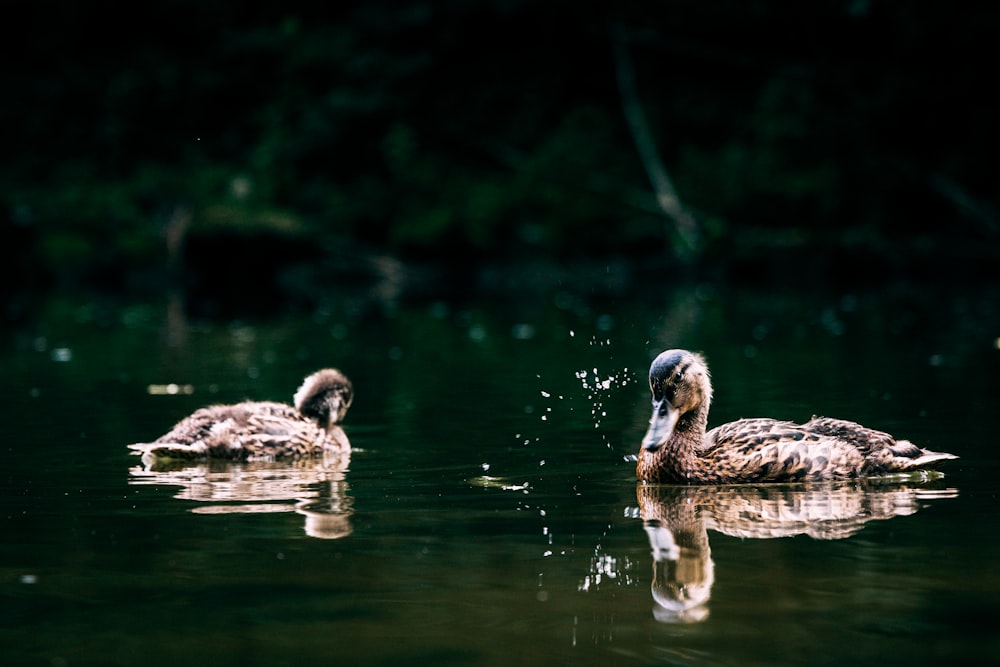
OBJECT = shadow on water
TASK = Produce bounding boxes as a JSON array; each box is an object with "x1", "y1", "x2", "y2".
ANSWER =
[{"x1": 632, "y1": 479, "x2": 959, "y2": 624}]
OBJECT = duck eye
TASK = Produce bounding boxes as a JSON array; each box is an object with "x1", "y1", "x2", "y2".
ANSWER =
[{"x1": 674, "y1": 372, "x2": 684, "y2": 383}]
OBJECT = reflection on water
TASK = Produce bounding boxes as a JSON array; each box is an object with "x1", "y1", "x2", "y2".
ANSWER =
[
  {"x1": 127, "y1": 450, "x2": 353, "y2": 539},
  {"x1": 6, "y1": 284, "x2": 998, "y2": 665},
  {"x1": 634, "y1": 479, "x2": 959, "y2": 623}
]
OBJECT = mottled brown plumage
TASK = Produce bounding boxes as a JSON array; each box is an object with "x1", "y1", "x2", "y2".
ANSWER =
[
  {"x1": 130, "y1": 369, "x2": 353, "y2": 462},
  {"x1": 637, "y1": 350, "x2": 957, "y2": 484}
]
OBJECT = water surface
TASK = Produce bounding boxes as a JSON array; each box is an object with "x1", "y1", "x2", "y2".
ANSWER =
[{"x1": 3, "y1": 282, "x2": 998, "y2": 665}]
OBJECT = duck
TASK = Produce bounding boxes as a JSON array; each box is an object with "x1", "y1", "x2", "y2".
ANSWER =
[
  {"x1": 129, "y1": 369, "x2": 353, "y2": 462},
  {"x1": 637, "y1": 349, "x2": 958, "y2": 484}
]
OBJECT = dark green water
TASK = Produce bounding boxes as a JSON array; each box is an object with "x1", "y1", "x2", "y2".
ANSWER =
[{"x1": 3, "y1": 281, "x2": 999, "y2": 666}]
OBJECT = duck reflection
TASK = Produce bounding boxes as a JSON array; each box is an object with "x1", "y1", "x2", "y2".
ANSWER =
[
  {"x1": 636, "y1": 480, "x2": 958, "y2": 623},
  {"x1": 128, "y1": 449, "x2": 353, "y2": 539}
]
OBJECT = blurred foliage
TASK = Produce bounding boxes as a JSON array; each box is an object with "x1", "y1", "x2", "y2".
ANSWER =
[{"x1": 2, "y1": 0, "x2": 998, "y2": 299}]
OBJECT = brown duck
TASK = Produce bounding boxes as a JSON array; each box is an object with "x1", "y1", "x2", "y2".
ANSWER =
[
  {"x1": 130, "y1": 369, "x2": 353, "y2": 462},
  {"x1": 637, "y1": 350, "x2": 957, "y2": 484}
]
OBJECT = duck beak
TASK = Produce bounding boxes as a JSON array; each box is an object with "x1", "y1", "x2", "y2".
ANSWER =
[{"x1": 643, "y1": 401, "x2": 680, "y2": 451}]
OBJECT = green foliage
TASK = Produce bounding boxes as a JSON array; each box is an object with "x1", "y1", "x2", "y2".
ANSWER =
[{"x1": 3, "y1": 1, "x2": 997, "y2": 293}]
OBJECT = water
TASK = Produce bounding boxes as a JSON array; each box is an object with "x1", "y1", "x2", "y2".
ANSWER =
[{"x1": 3, "y1": 281, "x2": 999, "y2": 665}]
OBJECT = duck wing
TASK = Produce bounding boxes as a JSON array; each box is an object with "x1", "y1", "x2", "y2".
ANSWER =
[
  {"x1": 704, "y1": 418, "x2": 836, "y2": 454},
  {"x1": 241, "y1": 410, "x2": 330, "y2": 458},
  {"x1": 801, "y1": 416, "x2": 958, "y2": 471},
  {"x1": 704, "y1": 416, "x2": 957, "y2": 480},
  {"x1": 799, "y1": 417, "x2": 895, "y2": 454},
  {"x1": 136, "y1": 401, "x2": 318, "y2": 460},
  {"x1": 703, "y1": 418, "x2": 866, "y2": 482}
]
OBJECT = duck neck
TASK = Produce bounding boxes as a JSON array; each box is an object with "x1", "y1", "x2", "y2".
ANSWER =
[{"x1": 638, "y1": 402, "x2": 711, "y2": 484}]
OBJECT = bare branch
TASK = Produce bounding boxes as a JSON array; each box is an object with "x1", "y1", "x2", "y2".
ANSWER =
[{"x1": 612, "y1": 23, "x2": 700, "y2": 252}]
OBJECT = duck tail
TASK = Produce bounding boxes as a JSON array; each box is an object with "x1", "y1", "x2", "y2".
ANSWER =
[
  {"x1": 904, "y1": 449, "x2": 959, "y2": 470},
  {"x1": 128, "y1": 441, "x2": 209, "y2": 460}
]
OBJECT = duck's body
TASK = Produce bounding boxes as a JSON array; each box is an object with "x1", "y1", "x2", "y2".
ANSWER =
[
  {"x1": 130, "y1": 369, "x2": 353, "y2": 462},
  {"x1": 638, "y1": 350, "x2": 957, "y2": 484}
]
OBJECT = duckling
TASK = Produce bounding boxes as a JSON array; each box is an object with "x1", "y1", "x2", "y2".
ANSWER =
[
  {"x1": 638, "y1": 350, "x2": 957, "y2": 484},
  {"x1": 130, "y1": 369, "x2": 353, "y2": 462}
]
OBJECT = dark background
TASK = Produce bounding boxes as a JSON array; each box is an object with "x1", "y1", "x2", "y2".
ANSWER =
[{"x1": 3, "y1": 1, "x2": 997, "y2": 317}]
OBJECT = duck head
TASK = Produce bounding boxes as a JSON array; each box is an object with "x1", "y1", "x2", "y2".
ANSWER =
[
  {"x1": 294, "y1": 369, "x2": 354, "y2": 429},
  {"x1": 643, "y1": 350, "x2": 712, "y2": 451}
]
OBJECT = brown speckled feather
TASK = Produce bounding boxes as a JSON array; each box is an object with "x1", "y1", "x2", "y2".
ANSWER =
[
  {"x1": 637, "y1": 350, "x2": 957, "y2": 484},
  {"x1": 130, "y1": 369, "x2": 352, "y2": 462}
]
